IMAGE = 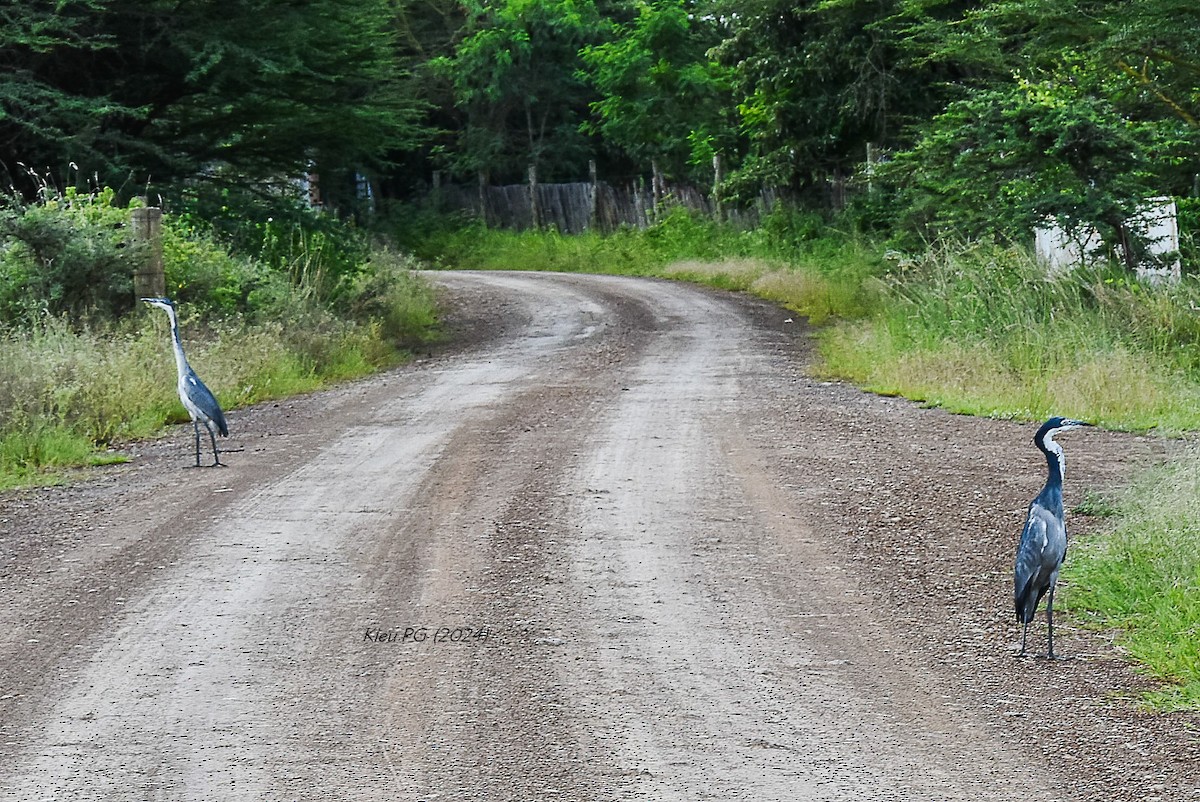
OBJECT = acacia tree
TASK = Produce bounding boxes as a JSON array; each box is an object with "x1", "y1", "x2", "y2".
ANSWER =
[
  {"x1": 580, "y1": 0, "x2": 735, "y2": 185},
  {"x1": 886, "y1": 79, "x2": 1174, "y2": 249},
  {"x1": 913, "y1": 0, "x2": 1200, "y2": 127},
  {"x1": 886, "y1": 0, "x2": 1200, "y2": 251}
]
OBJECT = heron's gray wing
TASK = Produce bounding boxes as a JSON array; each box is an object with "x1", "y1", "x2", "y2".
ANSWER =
[
  {"x1": 1014, "y1": 505, "x2": 1057, "y2": 623},
  {"x1": 184, "y1": 372, "x2": 228, "y2": 436}
]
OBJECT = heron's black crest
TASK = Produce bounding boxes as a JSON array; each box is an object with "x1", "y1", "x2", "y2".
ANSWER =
[{"x1": 1033, "y1": 416, "x2": 1091, "y2": 446}]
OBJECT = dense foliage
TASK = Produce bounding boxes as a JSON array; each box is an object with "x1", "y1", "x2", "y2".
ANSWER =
[
  {"x1": 0, "y1": 0, "x2": 425, "y2": 203},
  {"x1": 2, "y1": 0, "x2": 1197, "y2": 252},
  {"x1": 0, "y1": 187, "x2": 439, "y2": 488}
]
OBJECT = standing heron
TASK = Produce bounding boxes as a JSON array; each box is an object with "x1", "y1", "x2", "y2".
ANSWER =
[
  {"x1": 1014, "y1": 416, "x2": 1091, "y2": 658},
  {"x1": 142, "y1": 297, "x2": 228, "y2": 467}
]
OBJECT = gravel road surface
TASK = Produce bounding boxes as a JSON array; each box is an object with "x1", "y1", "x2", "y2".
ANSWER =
[{"x1": 0, "y1": 270, "x2": 1196, "y2": 800}]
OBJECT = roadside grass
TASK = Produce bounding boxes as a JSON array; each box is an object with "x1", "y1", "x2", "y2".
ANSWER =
[
  {"x1": 817, "y1": 324, "x2": 1200, "y2": 432},
  {"x1": 1065, "y1": 450, "x2": 1200, "y2": 711},
  {"x1": 817, "y1": 243, "x2": 1200, "y2": 433},
  {"x1": 419, "y1": 223, "x2": 658, "y2": 275},
  {"x1": 0, "y1": 271, "x2": 440, "y2": 489}
]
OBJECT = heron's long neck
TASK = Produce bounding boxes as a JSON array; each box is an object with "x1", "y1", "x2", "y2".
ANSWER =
[
  {"x1": 1039, "y1": 437, "x2": 1065, "y2": 508},
  {"x1": 165, "y1": 309, "x2": 190, "y2": 378}
]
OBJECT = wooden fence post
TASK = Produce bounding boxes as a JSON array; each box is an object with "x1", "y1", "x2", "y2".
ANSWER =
[
  {"x1": 712, "y1": 154, "x2": 723, "y2": 222},
  {"x1": 588, "y1": 159, "x2": 598, "y2": 231},
  {"x1": 528, "y1": 163, "x2": 540, "y2": 230},
  {"x1": 651, "y1": 160, "x2": 662, "y2": 220},
  {"x1": 130, "y1": 206, "x2": 165, "y2": 301},
  {"x1": 865, "y1": 142, "x2": 879, "y2": 195}
]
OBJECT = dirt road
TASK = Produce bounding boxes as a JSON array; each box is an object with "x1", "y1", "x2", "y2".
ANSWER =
[{"x1": 0, "y1": 271, "x2": 1195, "y2": 800}]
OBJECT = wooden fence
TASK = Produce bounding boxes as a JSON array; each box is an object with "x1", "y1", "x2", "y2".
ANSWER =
[{"x1": 429, "y1": 178, "x2": 770, "y2": 234}]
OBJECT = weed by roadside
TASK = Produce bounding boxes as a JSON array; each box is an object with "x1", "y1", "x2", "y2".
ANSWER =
[
  {"x1": 817, "y1": 242, "x2": 1200, "y2": 433},
  {"x1": 0, "y1": 298, "x2": 439, "y2": 488},
  {"x1": 1066, "y1": 448, "x2": 1200, "y2": 711}
]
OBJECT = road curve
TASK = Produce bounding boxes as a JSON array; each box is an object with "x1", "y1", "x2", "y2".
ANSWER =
[{"x1": 0, "y1": 271, "x2": 1190, "y2": 800}]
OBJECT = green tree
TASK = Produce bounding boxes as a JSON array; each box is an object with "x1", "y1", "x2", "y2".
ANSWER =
[
  {"x1": 911, "y1": 0, "x2": 1200, "y2": 128},
  {"x1": 713, "y1": 0, "x2": 951, "y2": 202},
  {"x1": 884, "y1": 77, "x2": 1182, "y2": 259},
  {"x1": 887, "y1": 0, "x2": 1200, "y2": 251},
  {"x1": 431, "y1": 0, "x2": 605, "y2": 182},
  {"x1": 0, "y1": 0, "x2": 427, "y2": 200},
  {"x1": 0, "y1": 1, "x2": 138, "y2": 189},
  {"x1": 580, "y1": 0, "x2": 734, "y2": 184}
]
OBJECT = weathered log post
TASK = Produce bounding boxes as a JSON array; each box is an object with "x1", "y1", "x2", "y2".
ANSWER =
[
  {"x1": 712, "y1": 154, "x2": 723, "y2": 222},
  {"x1": 130, "y1": 205, "x2": 165, "y2": 301},
  {"x1": 865, "y1": 142, "x2": 879, "y2": 195},
  {"x1": 651, "y1": 160, "x2": 663, "y2": 220},
  {"x1": 634, "y1": 176, "x2": 647, "y2": 228},
  {"x1": 588, "y1": 159, "x2": 599, "y2": 232},
  {"x1": 528, "y1": 163, "x2": 540, "y2": 230}
]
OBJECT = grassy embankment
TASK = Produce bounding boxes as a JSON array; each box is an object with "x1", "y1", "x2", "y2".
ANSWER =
[
  {"x1": 0, "y1": 194, "x2": 440, "y2": 490},
  {"x1": 414, "y1": 209, "x2": 1200, "y2": 710}
]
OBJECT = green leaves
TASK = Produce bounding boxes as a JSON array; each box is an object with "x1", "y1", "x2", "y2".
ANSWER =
[
  {"x1": 0, "y1": 187, "x2": 137, "y2": 321},
  {"x1": 875, "y1": 1, "x2": 1200, "y2": 248},
  {"x1": 0, "y1": 0, "x2": 427, "y2": 198},
  {"x1": 433, "y1": 0, "x2": 603, "y2": 180},
  {"x1": 580, "y1": 1, "x2": 733, "y2": 182},
  {"x1": 713, "y1": 0, "x2": 950, "y2": 198},
  {"x1": 885, "y1": 80, "x2": 1169, "y2": 246}
]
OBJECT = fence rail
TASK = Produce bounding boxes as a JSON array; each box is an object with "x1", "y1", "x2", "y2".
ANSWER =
[{"x1": 429, "y1": 178, "x2": 766, "y2": 234}]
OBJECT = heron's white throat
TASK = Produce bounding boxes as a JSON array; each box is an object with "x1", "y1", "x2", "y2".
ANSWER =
[{"x1": 1044, "y1": 431, "x2": 1066, "y2": 481}]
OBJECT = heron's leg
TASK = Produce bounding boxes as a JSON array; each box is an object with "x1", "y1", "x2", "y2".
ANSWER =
[
  {"x1": 209, "y1": 425, "x2": 222, "y2": 467},
  {"x1": 1019, "y1": 621, "x2": 1028, "y2": 657},
  {"x1": 193, "y1": 420, "x2": 202, "y2": 467},
  {"x1": 1046, "y1": 585, "x2": 1056, "y2": 659}
]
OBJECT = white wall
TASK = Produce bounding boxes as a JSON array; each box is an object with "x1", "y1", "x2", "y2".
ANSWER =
[{"x1": 1034, "y1": 197, "x2": 1181, "y2": 282}]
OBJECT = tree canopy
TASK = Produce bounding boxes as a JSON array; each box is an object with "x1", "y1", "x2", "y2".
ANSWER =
[
  {"x1": 1, "y1": 0, "x2": 1197, "y2": 248},
  {"x1": 581, "y1": 0, "x2": 733, "y2": 184},
  {"x1": 0, "y1": 0, "x2": 425, "y2": 197}
]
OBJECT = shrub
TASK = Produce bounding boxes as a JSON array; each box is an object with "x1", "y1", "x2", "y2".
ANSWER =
[{"x1": 0, "y1": 187, "x2": 139, "y2": 322}]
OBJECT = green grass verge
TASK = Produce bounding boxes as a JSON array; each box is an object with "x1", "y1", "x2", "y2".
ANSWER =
[
  {"x1": 1065, "y1": 451, "x2": 1200, "y2": 711},
  {"x1": 0, "y1": 268, "x2": 440, "y2": 488}
]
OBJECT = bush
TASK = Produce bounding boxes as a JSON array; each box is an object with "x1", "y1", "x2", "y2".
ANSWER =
[
  {"x1": 342, "y1": 248, "x2": 440, "y2": 347},
  {"x1": 171, "y1": 185, "x2": 370, "y2": 305},
  {"x1": 0, "y1": 187, "x2": 140, "y2": 322}
]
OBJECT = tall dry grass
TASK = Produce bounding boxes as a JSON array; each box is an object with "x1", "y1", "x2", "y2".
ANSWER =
[{"x1": 0, "y1": 264, "x2": 439, "y2": 488}]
